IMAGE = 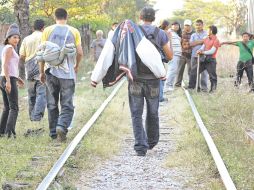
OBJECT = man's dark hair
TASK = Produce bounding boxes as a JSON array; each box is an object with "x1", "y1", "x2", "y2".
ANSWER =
[
  {"x1": 242, "y1": 32, "x2": 250, "y2": 37},
  {"x1": 55, "y1": 8, "x2": 68, "y2": 20},
  {"x1": 140, "y1": 7, "x2": 155, "y2": 22},
  {"x1": 34, "y1": 19, "x2": 45, "y2": 31},
  {"x1": 196, "y1": 19, "x2": 203, "y2": 25},
  {"x1": 159, "y1": 20, "x2": 170, "y2": 30},
  {"x1": 112, "y1": 22, "x2": 118, "y2": 26},
  {"x1": 209, "y1": 25, "x2": 217, "y2": 35}
]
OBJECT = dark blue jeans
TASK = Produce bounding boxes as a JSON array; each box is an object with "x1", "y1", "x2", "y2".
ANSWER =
[
  {"x1": 46, "y1": 72, "x2": 75, "y2": 138},
  {"x1": 159, "y1": 80, "x2": 165, "y2": 101},
  {"x1": 27, "y1": 80, "x2": 46, "y2": 121},
  {"x1": 128, "y1": 79, "x2": 160, "y2": 153},
  {"x1": 0, "y1": 77, "x2": 19, "y2": 136}
]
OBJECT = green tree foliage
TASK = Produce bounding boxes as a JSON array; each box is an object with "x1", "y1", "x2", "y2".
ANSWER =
[
  {"x1": 0, "y1": 6, "x2": 15, "y2": 24},
  {"x1": 104, "y1": 0, "x2": 150, "y2": 22},
  {"x1": 29, "y1": 0, "x2": 111, "y2": 30},
  {"x1": 0, "y1": 0, "x2": 151, "y2": 30},
  {"x1": 172, "y1": 0, "x2": 247, "y2": 35}
]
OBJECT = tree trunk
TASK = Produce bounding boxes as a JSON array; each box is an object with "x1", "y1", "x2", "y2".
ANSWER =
[
  {"x1": 81, "y1": 24, "x2": 91, "y2": 56},
  {"x1": 14, "y1": 0, "x2": 31, "y2": 80}
]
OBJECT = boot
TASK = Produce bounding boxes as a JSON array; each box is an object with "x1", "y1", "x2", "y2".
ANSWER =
[
  {"x1": 209, "y1": 82, "x2": 217, "y2": 93},
  {"x1": 249, "y1": 82, "x2": 254, "y2": 93}
]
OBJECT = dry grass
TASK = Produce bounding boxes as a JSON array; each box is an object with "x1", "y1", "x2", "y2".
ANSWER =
[
  {"x1": 191, "y1": 79, "x2": 254, "y2": 190},
  {"x1": 55, "y1": 85, "x2": 131, "y2": 189},
  {"x1": 181, "y1": 44, "x2": 254, "y2": 189},
  {"x1": 164, "y1": 89, "x2": 224, "y2": 190},
  {"x1": 0, "y1": 59, "x2": 117, "y2": 189}
]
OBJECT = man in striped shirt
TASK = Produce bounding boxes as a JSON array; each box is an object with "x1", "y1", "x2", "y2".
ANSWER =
[{"x1": 175, "y1": 19, "x2": 194, "y2": 87}]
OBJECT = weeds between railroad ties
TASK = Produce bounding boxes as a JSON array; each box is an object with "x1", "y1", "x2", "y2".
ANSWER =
[{"x1": 163, "y1": 89, "x2": 224, "y2": 190}]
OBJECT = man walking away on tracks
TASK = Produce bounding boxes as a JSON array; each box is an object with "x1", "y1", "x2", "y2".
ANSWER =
[
  {"x1": 20, "y1": 19, "x2": 47, "y2": 121},
  {"x1": 188, "y1": 19, "x2": 209, "y2": 91},
  {"x1": 39, "y1": 8, "x2": 83, "y2": 141},
  {"x1": 129, "y1": 7, "x2": 173, "y2": 156},
  {"x1": 221, "y1": 32, "x2": 254, "y2": 92},
  {"x1": 175, "y1": 19, "x2": 193, "y2": 87},
  {"x1": 189, "y1": 25, "x2": 220, "y2": 93}
]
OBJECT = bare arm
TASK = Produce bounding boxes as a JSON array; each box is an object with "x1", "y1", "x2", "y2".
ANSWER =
[
  {"x1": 39, "y1": 61, "x2": 46, "y2": 83},
  {"x1": 19, "y1": 55, "x2": 26, "y2": 80},
  {"x1": 3, "y1": 47, "x2": 13, "y2": 93},
  {"x1": 190, "y1": 40, "x2": 204, "y2": 47},
  {"x1": 167, "y1": 31, "x2": 173, "y2": 51},
  {"x1": 163, "y1": 43, "x2": 173, "y2": 61},
  {"x1": 20, "y1": 55, "x2": 26, "y2": 62},
  {"x1": 220, "y1": 41, "x2": 238, "y2": 46},
  {"x1": 74, "y1": 44, "x2": 84, "y2": 73}
]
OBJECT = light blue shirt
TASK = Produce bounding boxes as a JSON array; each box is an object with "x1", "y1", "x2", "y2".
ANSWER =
[
  {"x1": 47, "y1": 25, "x2": 76, "y2": 80},
  {"x1": 190, "y1": 30, "x2": 207, "y2": 58}
]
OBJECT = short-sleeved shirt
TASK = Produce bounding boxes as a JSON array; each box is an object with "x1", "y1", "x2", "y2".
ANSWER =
[
  {"x1": 190, "y1": 30, "x2": 207, "y2": 58},
  {"x1": 41, "y1": 24, "x2": 81, "y2": 79},
  {"x1": 182, "y1": 30, "x2": 194, "y2": 58},
  {"x1": 203, "y1": 35, "x2": 220, "y2": 58},
  {"x1": 236, "y1": 40, "x2": 254, "y2": 62},
  {"x1": 142, "y1": 24, "x2": 169, "y2": 48},
  {"x1": 169, "y1": 30, "x2": 182, "y2": 56},
  {"x1": 90, "y1": 38, "x2": 106, "y2": 61},
  {"x1": 20, "y1": 31, "x2": 42, "y2": 62}
]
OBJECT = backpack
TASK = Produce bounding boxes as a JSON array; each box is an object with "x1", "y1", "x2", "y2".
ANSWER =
[{"x1": 139, "y1": 26, "x2": 169, "y2": 63}]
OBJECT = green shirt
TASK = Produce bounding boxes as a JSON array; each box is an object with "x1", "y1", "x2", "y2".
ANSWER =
[{"x1": 236, "y1": 40, "x2": 254, "y2": 62}]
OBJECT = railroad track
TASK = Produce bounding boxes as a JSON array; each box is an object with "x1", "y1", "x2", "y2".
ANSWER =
[{"x1": 36, "y1": 79, "x2": 236, "y2": 190}]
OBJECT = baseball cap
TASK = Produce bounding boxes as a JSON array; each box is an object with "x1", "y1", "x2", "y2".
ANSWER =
[{"x1": 184, "y1": 19, "x2": 192, "y2": 26}]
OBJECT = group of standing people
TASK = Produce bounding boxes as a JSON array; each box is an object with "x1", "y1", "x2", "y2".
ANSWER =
[
  {"x1": 0, "y1": 8, "x2": 83, "y2": 141},
  {"x1": 0, "y1": 5, "x2": 253, "y2": 160},
  {"x1": 159, "y1": 18, "x2": 220, "y2": 101},
  {"x1": 160, "y1": 17, "x2": 254, "y2": 99}
]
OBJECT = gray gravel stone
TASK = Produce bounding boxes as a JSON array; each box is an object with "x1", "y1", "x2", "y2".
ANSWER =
[{"x1": 76, "y1": 103, "x2": 194, "y2": 190}]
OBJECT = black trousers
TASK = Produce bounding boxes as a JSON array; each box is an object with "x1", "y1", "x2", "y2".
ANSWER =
[
  {"x1": 236, "y1": 60, "x2": 253, "y2": 88},
  {"x1": 0, "y1": 77, "x2": 19, "y2": 136},
  {"x1": 189, "y1": 57, "x2": 217, "y2": 89}
]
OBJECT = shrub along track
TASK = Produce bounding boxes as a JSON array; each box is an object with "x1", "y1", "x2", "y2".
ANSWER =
[{"x1": 34, "y1": 79, "x2": 237, "y2": 190}]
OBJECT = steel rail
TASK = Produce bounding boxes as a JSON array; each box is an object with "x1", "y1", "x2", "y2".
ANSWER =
[
  {"x1": 182, "y1": 84, "x2": 237, "y2": 190},
  {"x1": 36, "y1": 79, "x2": 126, "y2": 190}
]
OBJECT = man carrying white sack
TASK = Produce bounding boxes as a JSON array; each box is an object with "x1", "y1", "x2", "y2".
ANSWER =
[{"x1": 91, "y1": 7, "x2": 173, "y2": 156}]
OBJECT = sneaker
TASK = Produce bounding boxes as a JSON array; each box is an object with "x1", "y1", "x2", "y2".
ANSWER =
[
  {"x1": 51, "y1": 135, "x2": 57, "y2": 140},
  {"x1": 201, "y1": 88, "x2": 208, "y2": 93},
  {"x1": 164, "y1": 87, "x2": 174, "y2": 93},
  {"x1": 159, "y1": 97, "x2": 168, "y2": 102},
  {"x1": 136, "y1": 151, "x2": 146, "y2": 157},
  {"x1": 249, "y1": 89, "x2": 254, "y2": 93},
  {"x1": 56, "y1": 126, "x2": 67, "y2": 142},
  {"x1": 148, "y1": 144, "x2": 156, "y2": 150}
]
